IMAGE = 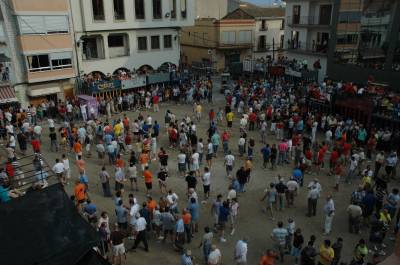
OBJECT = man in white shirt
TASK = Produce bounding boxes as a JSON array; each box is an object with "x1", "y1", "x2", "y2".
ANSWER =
[
  {"x1": 234, "y1": 238, "x2": 248, "y2": 265},
  {"x1": 202, "y1": 167, "x2": 211, "y2": 202},
  {"x1": 80, "y1": 104, "x2": 87, "y2": 122},
  {"x1": 52, "y1": 158, "x2": 65, "y2": 184},
  {"x1": 177, "y1": 151, "x2": 187, "y2": 177},
  {"x1": 346, "y1": 155, "x2": 358, "y2": 184},
  {"x1": 323, "y1": 195, "x2": 335, "y2": 235},
  {"x1": 191, "y1": 151, "x2": 200, "y2": 176},
  {"x1": 197, "y1": 139, "x2": 204, "y2": 165},
  {"x1": 286, "y1": 178, "x2": 299, "y2": 207},
  {"x1": 131, "y1": 213, "x2": 149, "y2": 251},
  {"x1": 208, "y1": 245, "x2": 222, "y2": 265},
  {"x1": 206, "y1": 139, "x2": 214, "y2": 167},
  {"x1": 224, "y1": 151, "x2": 235, "y2": 176}
]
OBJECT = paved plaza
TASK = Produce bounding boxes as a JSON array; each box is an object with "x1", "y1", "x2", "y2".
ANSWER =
[{"x1": 30, "y1": 88, "x2": 397, "y2": 265}]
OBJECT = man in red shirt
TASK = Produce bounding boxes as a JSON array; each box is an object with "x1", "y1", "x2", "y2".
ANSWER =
[
  {"x1": 221, "y1": 130, "x2": 230, "y2": 155},
  {"x1": 329, "y1": 148, "x2": 339, "y2": 174},
  {"x1": 259, "y1": 249, "x2": 278, "y2": 265},
  {"x1": 248, "y1": 112, "x2": 257, "y2": 131},
  {"x1": 153, "y1": 94, "x2": 159, "y2": 112},
  {"x1": 31, "y1": 137, "x2": 41, "y2": 153}
]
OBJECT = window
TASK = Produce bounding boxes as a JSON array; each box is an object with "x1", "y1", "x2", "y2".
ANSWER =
[
  {"x1": 108, "y1": 34, "x2": 129, "y2": 57},
  {"x1": 164, "y1": 35, "x2": 172, "y2": 48},
  {"x1": 170, "y1": 0, "x2": 177, "y2": 18},
  {"x1": 26, "y1": 52, "x2": 72, "y2": 72},
  {"x1": 27, "y1": 55, "x2": 50, "y2": 72},
  {"x1": 239, "y1": 31, "x2": 251, "y2": 43},
  {"x1": 135, "y1": 0, "x2": 145, "y2": 19},
  {"x1": 292, "y1": 5, "x2": 301, "y2": 24},
  {"x1": 153, "y1": 0, "x2": 162, "y2": 19},
  {"x1": 18, "y1": 16, "x2": 69, "y2": 34},
  {"x1": 113, "y1": 0, "x2": 125, "y2": 20},
  {"x1": 82, "y1": 36, "x2": 105, "y2": 60},
  {"x1": 338, "y1": 11, "x2": 362, "y2": 23},
  {"x1": 222, "y1": 31, "x2": 235, "y2": 44},
  {"x1": 50, "y1": 52, "x2": 72, "y2": 69},
  {"x1": 258, "y1": 35, "x2": 266, "y2": 49},
  {"x1": 138, "y1": 36, "x2": 147, "y2": 51},
  {"x1": 180, "y1": 0, "x2": 187, "y2": 19},
  {"x1": 151, "y1": 35, "x2": 160, "y2": 49},
  {"x1": 92, "y1": 0, "x2": 105, "y2": 21},
  {"x1": 108, "y1": 35, "x2": 124, "y2": 47}
]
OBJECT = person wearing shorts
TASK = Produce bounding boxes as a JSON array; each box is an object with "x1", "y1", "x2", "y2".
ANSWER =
[{"x1": 110, "y1": 223, "x2": 126, "y2": 265}]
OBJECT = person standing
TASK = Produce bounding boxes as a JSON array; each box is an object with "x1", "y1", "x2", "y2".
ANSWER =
[
  {"x1": 224, "y1": 151, "x2": 235, "y2": 176},
  {"x1": 208, "y1": 244, "x2": 222, "y2": 265},
  {"x1": 143, "y1": 166, "x2": 153, "y2": 195},
  {"x1": 199, "y1": 226, "x2": 214, "y2": 264},
  {"x1": 131, "y1": 213, "x2": 149, "y2": 252},
  {"x1": 291, "y1": 228, "x2": 304, "y2": 265},
  {"x1": 347, "y1": 202, "x2": 362, "y2": 234},
  {"x1": 234, "y1": 238, "x2": 248, "y2": 265},
  {"x1": 307, "y1": 182, "x2": 321, "y2": 217},
  {"x1": 110, "y1": 223, "x2": 126, "y2": 265},
  {"x1": 331, "y1": 238, "x2": 343, "y2": 265},
  {"x1": 271, "y1": 221, "x2": 288, "y2": 263},
  {"x1": 99, "y1": 166, "x2": 112, "y2": 197},
  {"x1": 317, "y1": 240, "x2": 334, "y2": 265},
  {"x1": 202, "y1": 167, "x2": 211, "y2": 202},
  {"x1": 62, "y1": 154, "x2": 70, "y2": 184},
  {"x1": 323, "y1": 195, "x2": 335, "y2": 235}
]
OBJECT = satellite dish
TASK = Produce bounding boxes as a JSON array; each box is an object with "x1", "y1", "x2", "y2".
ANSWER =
[{"x1": 208, "y1": 49, "x2": 212, "y2": 55}]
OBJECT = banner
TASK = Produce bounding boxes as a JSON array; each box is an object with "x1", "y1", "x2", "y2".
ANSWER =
[
  {"x1": 122, "y1": 76, "x2": 146, "y2": 90},
  {"x1": 147, "y1": 72, "x2": 170, "y2": 85},
  {"x1": 89, "y1": 80, "x2": 121, "y2": 93}
]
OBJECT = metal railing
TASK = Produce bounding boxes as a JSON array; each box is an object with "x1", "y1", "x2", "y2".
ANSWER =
[
  {"x1": 287, "y1": 41, "x2": 328, "y2": 54},
  {"x1": 287, "y1": 16, "x2": 331, "y2": 26}
]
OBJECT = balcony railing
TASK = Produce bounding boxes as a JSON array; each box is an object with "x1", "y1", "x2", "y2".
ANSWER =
[
  {"x1": 287, "y1": 16, "x2": 331, "y2": 27},
  {"x1": 287, "y1": 41, "x2": 328, "y2": 54}
]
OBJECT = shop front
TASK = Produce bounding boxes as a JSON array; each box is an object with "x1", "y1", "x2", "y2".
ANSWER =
[{"x1": 27, "y1": 83, "x2": 62, "y2": 106}]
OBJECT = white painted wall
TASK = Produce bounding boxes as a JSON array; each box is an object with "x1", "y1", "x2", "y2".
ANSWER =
[
  {"x1": 71, "y1": 0, "x2": 194, "y2": 32},
  {"x1": 77, "y1": 28, "x2": 180, "y2": 74}
]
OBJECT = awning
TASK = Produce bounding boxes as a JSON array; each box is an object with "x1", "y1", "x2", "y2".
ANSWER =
[
  {"x1": 0, "y1": 85, "x2": 18, "y2": 104},
  {"x1": 28, "y1": 85, "x2": 61, "y2": 97}
]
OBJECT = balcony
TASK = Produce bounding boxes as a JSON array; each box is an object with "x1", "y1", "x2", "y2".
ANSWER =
[
  {"x1": 287, "y1": 41, "x2": 328, "y2": 55},
  {"x1": 287, "y1": 16, "x2": 332, "y2": 28}
]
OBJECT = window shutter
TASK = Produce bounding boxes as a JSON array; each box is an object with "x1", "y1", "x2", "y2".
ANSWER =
[
  {"x1": 50, "y1": 52, "x2": 72, "y2": 60},
  {"x1": 18, "y1": 16, "x2": 45, "y2": 34},
  {"x1": 45, "y1": 16, "x2": 69, "y2": 33}
]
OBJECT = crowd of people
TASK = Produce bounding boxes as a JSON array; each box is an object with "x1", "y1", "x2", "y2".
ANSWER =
[{"x1": 0, "y1": 69, "x2": 399, "y2": 265}]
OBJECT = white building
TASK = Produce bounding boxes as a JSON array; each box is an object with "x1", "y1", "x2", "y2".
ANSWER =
[
  {"x1": 70, "y1": 0, "x2": 195, "y2": 76},
  {"x1": 284, "y1": 0, "x2": 334, "y2": 81},
  {"x1": 240, "y1": 4, "x2": 285, "y2": 60}
]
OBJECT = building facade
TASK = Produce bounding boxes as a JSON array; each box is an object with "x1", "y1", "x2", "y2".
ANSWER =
[
  {"x1": 194, "y1": 0, "x2": 239, "y2": 20},
  {"x1": 0, "y1": 0, "x2": 76, "y2": 107},
  {"x1": 239, "y1": 5, "x2": 285, "y2": 60},
  {"x1": 284, "y1": 0, "x2": 334, "y2": 81},
  {"x1": 181, "y1": 9, "x2": 255, "y2": 72},
  {"x1": 70, "y1": 0, "x2": 194, "y2": 77},
  {"x1": 327, "y1": 0, "x2": 400, "y2": 87}
]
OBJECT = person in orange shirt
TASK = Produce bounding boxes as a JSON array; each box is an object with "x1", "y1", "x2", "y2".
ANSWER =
[
  {"x1": 73, "y1": 139, "x2": 82, "y2": 160},
  {"x1": 76, "y1": 155, "x2": 86, "y2": 174},
  {"x1": 74, "y1": 180, "x2": 86, "y2": 210},
  {"x1": 182, "y1": 209, "x2": 192, "y2": 243},
  {"x1": 139, "y1": 151, "x2": 150, "y2": 171},
  {"x1": 115, "y1": 154, "x2": 125, "y2": 169},
  {"x1": 259, "y1": 249, "x2": 278, "y2": 265},
  {"x1": 146, "y1": 196, "x2": 157, "y2": 222},
  {"x1": 143, "y1": 166, "x2": 153, "y2": 195}
]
